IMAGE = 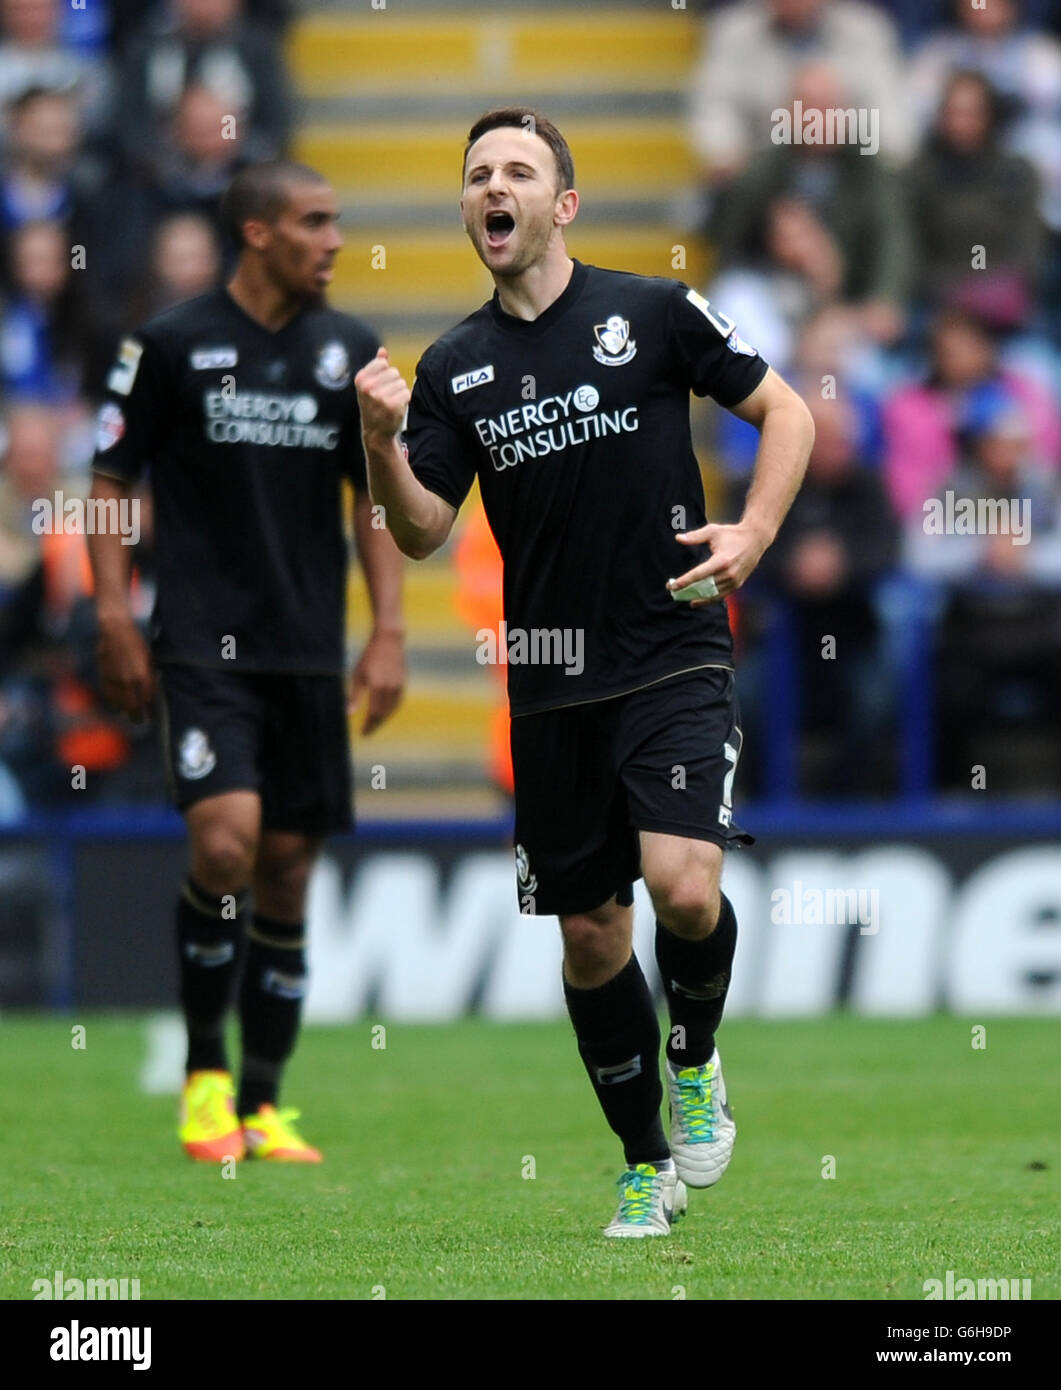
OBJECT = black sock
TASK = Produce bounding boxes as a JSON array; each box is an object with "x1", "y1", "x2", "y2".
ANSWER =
[
  {"x1": 657, "y1": 892, "x2": 738, "y2": 1069},
  {"x1": 563, "y1": 954, "x2": 668, "y2": 1167},
  {"x1": 237, "y1": 914, "x2": 306, "y2": 1116},
  {"x1": 177, "y1": 877, "x2": 245, "y2": 1074}
]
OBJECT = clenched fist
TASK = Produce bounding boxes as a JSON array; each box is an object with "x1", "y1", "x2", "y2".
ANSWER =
[{"x1": 355, "y1": 348, "x2": 411, "y2": 441}]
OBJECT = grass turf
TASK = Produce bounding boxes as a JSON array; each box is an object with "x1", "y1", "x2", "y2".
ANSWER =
[{"x1": 0, "y1": 1014, "x2": 1057, "y2": 1300}]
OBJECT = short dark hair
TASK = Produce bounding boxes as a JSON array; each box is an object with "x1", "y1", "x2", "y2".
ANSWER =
[
  {"x1": 218, "y1": 160, "x2": 330, "y2": 250},
  {"x1": 463, "y1": 108, "x2": 575, "y2": 193}
]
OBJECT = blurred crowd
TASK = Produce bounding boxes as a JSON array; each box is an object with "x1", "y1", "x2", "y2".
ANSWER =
[
  {"x1": 0, "y1": 0, "x2": 293, "y2": 817},
  {"x1": 692, "y1": 0, "x2": 1061, "y2": 797},
  {"x1": 1, "y1": 0, "x2": 1058, "y2": 814}
]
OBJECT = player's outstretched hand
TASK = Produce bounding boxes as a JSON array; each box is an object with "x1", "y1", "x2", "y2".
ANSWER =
[
  {"x1": 667, "y1": 520, "x2": 772, "y2": 608},
  {"x1": 349, "y1": 629, "x2": 406, "y2": 735},
  {"x1": 97, "y1": 616, "x2": 155, "y2": 722},
  {"x1": 355, "y1": 347, "x2": 411, "y2": 441}
]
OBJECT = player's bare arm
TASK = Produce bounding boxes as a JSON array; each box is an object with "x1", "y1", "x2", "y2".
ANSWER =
[
  {"x1": 668, "y1": 367, "x2": 815, "y2": 608},
  {"x1": 355, "y1": 347, "x2": 457, "y2": 559},
  {"x1": 87, "y1": 472, "x2": 155, "y2": 722},
  {"x1": 350, "y1": 491, "x2": 407, "y2": 734}
]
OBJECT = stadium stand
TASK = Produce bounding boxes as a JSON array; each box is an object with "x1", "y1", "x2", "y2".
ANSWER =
[{"x1": 1, "y1": 0, "x2": 1060, "y2": 814}]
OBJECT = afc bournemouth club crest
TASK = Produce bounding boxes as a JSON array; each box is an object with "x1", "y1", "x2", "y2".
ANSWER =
[
  {"x1": 515, "y1": 843, "x2": 538, "y2": 895},
  {"x1": 178, "y1": 728, "x2": 216, "y2": 781},
  {"x1": 314, "y1": 340, "x2": 351, "y2": 390},
  {"x1": 592, "y1": 315, "x2": 637, "y2": 366}
]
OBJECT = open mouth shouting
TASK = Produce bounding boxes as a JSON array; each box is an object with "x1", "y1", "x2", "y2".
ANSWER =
[{"x1": 485, "y1": 209, "x2": 516, "y2": 248}]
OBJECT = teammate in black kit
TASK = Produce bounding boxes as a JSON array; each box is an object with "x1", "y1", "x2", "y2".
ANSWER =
[
  {"x1": 357, "y1": 109, "x2": 813, "y2": 1235},
  {"x1": 88, "y1": 161, "x2": 405, "y2": 1164}
]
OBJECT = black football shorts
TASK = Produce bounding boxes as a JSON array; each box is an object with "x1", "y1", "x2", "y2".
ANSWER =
[
  {"x1": 157, "y1": 663, "x2": 353, "y2": 835},
  {"x1": 510, "y1": 665, "x2": 753, "y2": 917}
]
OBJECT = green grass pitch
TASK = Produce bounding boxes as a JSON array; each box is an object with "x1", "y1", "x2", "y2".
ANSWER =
[{"x1": 0, "y1": 1015, "x2": 1057, "y2": 1300}]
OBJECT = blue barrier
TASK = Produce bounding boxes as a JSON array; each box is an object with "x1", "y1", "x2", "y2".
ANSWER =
[{"x1": 3, "y1": 800, "x2": 1060, "y2": 844}]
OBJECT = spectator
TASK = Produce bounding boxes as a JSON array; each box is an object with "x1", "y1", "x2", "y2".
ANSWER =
[
  {"x1": 910, "y1": 0, "x2": 1061, "y2": 248},
  {"x1": 144, "y1": 83, "x2": 247, "y2": 225},
  {"x1": 0, "y1": 404, "x2": 63, "y2": 802},
  {"x1": 713, "y1": 63, "x2": 913, "y2": 345},
  {"x1": 112, "y1": 0, "x2": 292, "y2": 182},
  {"x1": 0, "y1": 403, "x2": 147, "y2": 804},
  {"x1": 0, "y1": 216, "x2": 88, "y2": 400},
  {"x1": 75, "y1": 81, "x2": 244, "y2": 325},
  {"x1": 708, "y1": 195, "x2": 843, "y2": 378},
  {"x1": 883, "y1": 308, "x2": 1061, "y2": 520},
  {"x1": 0, "y1": 401, "x2": 49, "y2": 601},
  {"x1": 148, "y1": 209, "x2": 222, "y2": 306},
  {"x1": 790, "y1": 305, "x2": 886, "y2": 458},
  {"x1": 83, "y1": 210, "x2": 223, "y2": 396},
  {"x1": 743, "y1": 394, "x2": 900, "y2": 795},
  {"x1": 689, "y1": 0, "x2": 915, "y2": 183},
  {"x1": 109, "y1": 0, "x2": 295, "y2": 54},
  {"x1": 706, "y1": 226, "x2": 887, "y2": 478},
  {"x1": 0, "y1": 85, "x2": 79, "y2": 232},
  {"x1": 904, "y1": 400, "x2": 1061, "y2": 789},
  {"x1": 906, "y1": 70, "x2": 1043, "y2": 317},
  {"x1": 0, "y1": 0, "x2": 109, "y2": 140}
]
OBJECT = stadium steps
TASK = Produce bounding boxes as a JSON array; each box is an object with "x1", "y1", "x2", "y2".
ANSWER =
[
  {"x1": 345, "y1": 525, "x2": 508, "y2": 800},
  {"x1": 289, "y1": 11, "x2": 698, "y2": 99},
  {"x1": 323, "y1": 225, "x2": 707, "y2": 321},
  {"x1": 290, "y1": 6, "x2": 704, "y2": 805}
]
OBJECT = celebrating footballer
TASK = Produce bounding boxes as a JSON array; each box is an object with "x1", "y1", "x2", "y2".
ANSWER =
[{"x1": 357, "y1": 109, "x2": 814, "y2": 1236}]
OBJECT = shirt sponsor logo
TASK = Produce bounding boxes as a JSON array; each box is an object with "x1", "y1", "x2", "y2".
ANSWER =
[
  {"x1": 177, "y1": 728, "x2": 216, "y2": 781},
  {"x1": 203, "y1": 391, "x2": 339, "y2": 449},
  {"x1": 191, "y1": 347, "x2": 238, "y2": 370},
  {"x1": 95, "y1": 402, "x2": 125, "y2": 452},
  {"x1": 107, "y1": 338, "x2": 143, "y2": 396},
  {"x1": 592, "y1": 315, "x2": 637, "y2": 366},
  {"x1": 314, "y1": 340, "x2": 350, "y2": 390},
  {"x1": 474, "y1": 386, "x2": 638, "y2": 470},
  {"x1": 451, "y1": 364, "x2": 495, "y2": 395}
]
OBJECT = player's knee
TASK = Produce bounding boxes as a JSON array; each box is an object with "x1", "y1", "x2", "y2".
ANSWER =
[
  {"x1": 191, "y1": 827, "x2": 255, "y2": 894},
  {"x1": 650, "y1": 872, "x2": 721, "y2": 938},
  {"x1": 561, "y1": 909, "x2": 629, "y2": 978},
  {"x1": 254, "y1": 849, "x2": 316, "y2": 918}
]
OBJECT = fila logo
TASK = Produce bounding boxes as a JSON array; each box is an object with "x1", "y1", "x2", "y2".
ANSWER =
[
  {"x1": 451, "y1": 364, "x2": 494, "y2": 394},
  {"x1": 191, "y1": 347, "x2": 238, "y2": 370}
]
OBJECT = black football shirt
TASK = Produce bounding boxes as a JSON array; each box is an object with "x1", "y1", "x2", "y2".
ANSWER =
[
  {"x1": 407, "y1": 260, "x2": 769, "y2": 715},
  {"x1": 91, "y1": 288, "x2": 378, "y2": 674}
]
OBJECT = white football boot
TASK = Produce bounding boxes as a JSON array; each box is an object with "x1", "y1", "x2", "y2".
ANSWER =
[
  {"x1": 666, "y1": 1049, "x2": 736, "y2": 1188},
  {"x1": 603, "y1": 1162, "x2": 687, "y2": 1238}
]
